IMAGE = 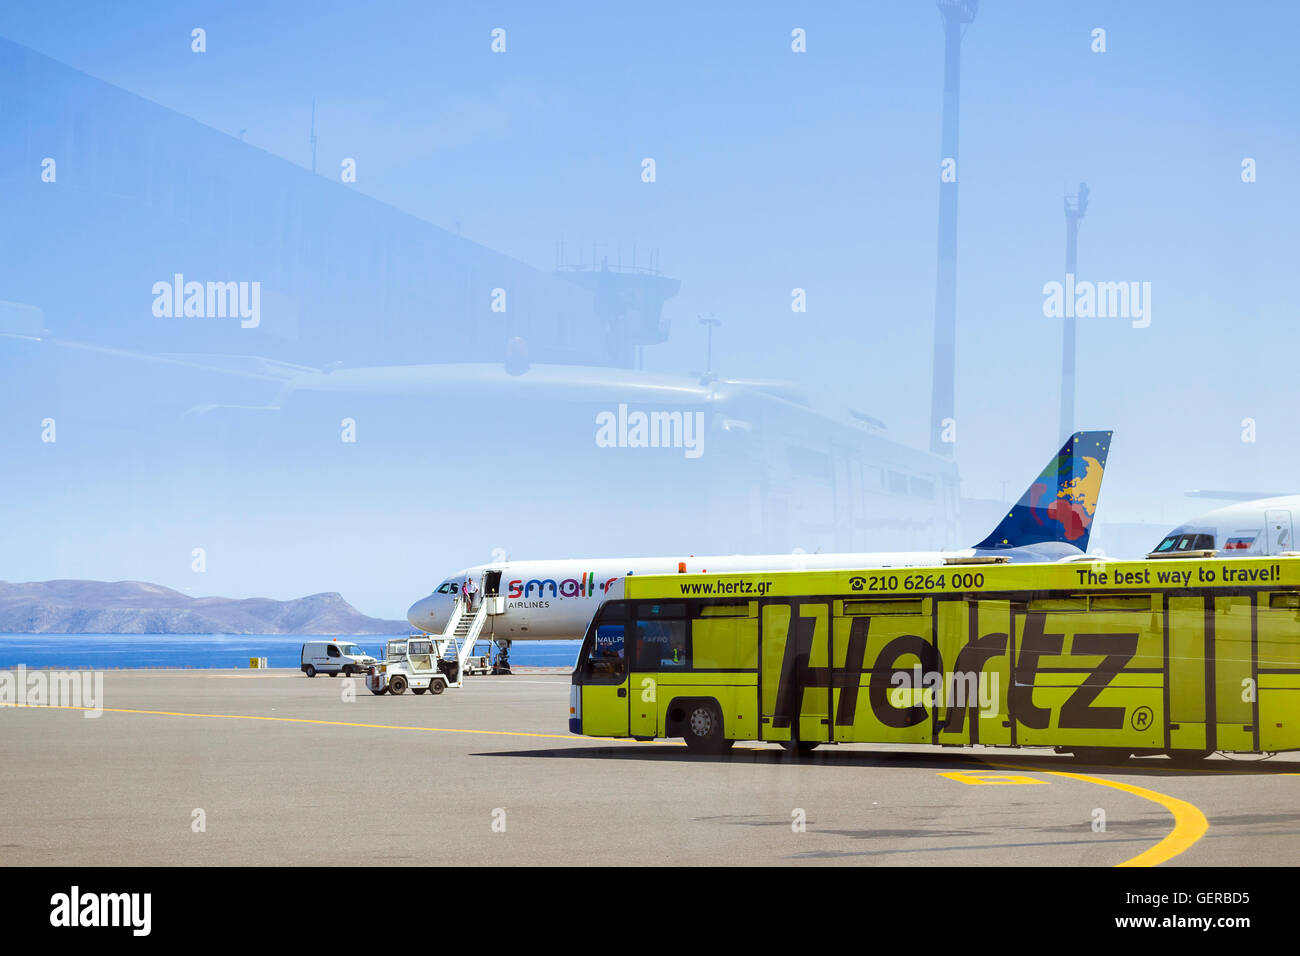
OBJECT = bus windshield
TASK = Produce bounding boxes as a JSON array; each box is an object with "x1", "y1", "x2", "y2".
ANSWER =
[{"x1": 577, "y1": 602, "x2": 628, "y2": 682}]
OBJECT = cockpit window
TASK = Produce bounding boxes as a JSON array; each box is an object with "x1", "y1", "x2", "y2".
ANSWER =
[
  {"x1": 435, "y1": 582, "x2": 459, "y2": 594},
  {"x1": 1153, "y1": 533, "x2": 1215, "y2": 552}
]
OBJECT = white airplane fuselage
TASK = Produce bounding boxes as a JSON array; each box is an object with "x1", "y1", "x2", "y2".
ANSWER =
[
  {"x1": 1154, "y1": 495, "x2": 1300, "y2": 557},
  {"x1": 405, "y1": 430, "x2": 1112, "y2": 642},
  {"x1": 405, "y1": 545, "x2": 1075, "y2": 641}
]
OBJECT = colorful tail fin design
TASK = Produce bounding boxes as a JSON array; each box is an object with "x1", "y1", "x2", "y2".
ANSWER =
[{"x1": 974, "y1": 430, "x2": 1113, "y2": 552}]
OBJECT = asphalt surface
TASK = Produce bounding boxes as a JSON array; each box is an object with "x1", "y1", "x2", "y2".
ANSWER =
[{"x1": 1, "y1": 668, "x2": 1297, "y2": 866}]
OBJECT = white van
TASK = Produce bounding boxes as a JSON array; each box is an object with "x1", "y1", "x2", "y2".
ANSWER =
[{"x1": 300, "y1": 641, "x2": 377, "y2": 677}]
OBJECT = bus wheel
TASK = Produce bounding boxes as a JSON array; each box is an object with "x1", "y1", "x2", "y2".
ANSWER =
[
  {"x1": 304, "y1": 665, "x2": 316, "y2": 678},
  {"x1": 412, "y1": 687, "x2": 426, "y2": 695},
  {"x1": 430, "y1": 680, "x2": 446, "y2": 695},
  {"x1": 389, "y1": 676, "x2": 408, "y2": 695},
  {"x1": 683, "y1": 701, "x2": 727, "y2": 754},
  {"x1": 369, "y1": 687, "x2": 387, "y2": 696},
  {"x1": 781, "y1": 741, "x2": 820, "y2": 756},
  {"x1": 1165, "y1": 749, "x2": 1212, "y2": 766},
  {"x1": 1070, "y1": 748, "x2": 1130, "y2": 765}
]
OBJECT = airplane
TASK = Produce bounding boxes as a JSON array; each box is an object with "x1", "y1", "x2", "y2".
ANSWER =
[
  {"x1": 405, "y1": 430, "x2": 1113, "y2": 669},
  {"x1": 1150, "y1": 493, "x2": 1300, "y2": 557}
]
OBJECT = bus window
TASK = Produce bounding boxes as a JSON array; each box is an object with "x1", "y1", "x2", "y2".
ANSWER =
[
  {"x1": 635, "y1": 618, "x2": 688, "y2": 669},
  {"x1": 634, "y1": 603, "x2": 687, "y2": 669}
]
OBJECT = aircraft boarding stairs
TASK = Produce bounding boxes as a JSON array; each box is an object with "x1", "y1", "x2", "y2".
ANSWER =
[{"x1": 434, "y1": 599, "x2": 492, "y2": 681}]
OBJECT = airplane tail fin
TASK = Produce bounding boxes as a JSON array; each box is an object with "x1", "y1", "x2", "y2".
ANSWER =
[{"x1": 974, "y1": 430, "x2": 1113, "y2": 552}]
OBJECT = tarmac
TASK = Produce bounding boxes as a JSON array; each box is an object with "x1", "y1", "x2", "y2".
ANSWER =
[{"x1": 2, "y1": 668, "x2": 1298, "y2": 866}]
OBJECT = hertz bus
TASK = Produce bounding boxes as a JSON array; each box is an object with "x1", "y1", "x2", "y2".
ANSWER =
[{"x1": 569, "y1": 555, "x2": 1300, "y2": 763}]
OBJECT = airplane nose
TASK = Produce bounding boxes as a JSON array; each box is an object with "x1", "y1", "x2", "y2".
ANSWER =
[
  {"x1": 406, "y1": 595, "x2": 436, "y2": 631},
  {"x1": 407, "y1": 593, "x2": 452, "y2": 633}
]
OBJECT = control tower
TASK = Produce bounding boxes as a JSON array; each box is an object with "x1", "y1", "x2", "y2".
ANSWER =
[{"x1": 556, "y1": 255, "x2": 681, "y2": 368}]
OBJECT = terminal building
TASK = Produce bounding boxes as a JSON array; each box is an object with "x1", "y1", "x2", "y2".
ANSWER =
[
  {"x1": 0, "y1": 37, "x2": 977, "y2": 591},
  {"x1": 0, "y1": 37, "x2": 682, "y2": 371}
]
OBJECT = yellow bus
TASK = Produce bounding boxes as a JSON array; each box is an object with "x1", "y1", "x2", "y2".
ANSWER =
[{"x1": 568, "y1": 555, "x2": 1300, "y2": 763}]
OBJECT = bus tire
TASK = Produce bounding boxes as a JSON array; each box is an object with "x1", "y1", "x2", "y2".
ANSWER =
[
  {"x1": 681, "y1": 700, "x2": 728, "y2": 754},
  {"x1": 1165, "y1": 749, "x2": 1212, "y2": 765},
  {"x1": 304, "y1": 665, "x2": 316, "y2": 678},
  {"x1": 431, "y1": 680, "x2": 446, "y2": 695},
  {"x1": 369, "y1": 687, "x2": 387, "y2": 696},
  {"x1": 413, "y1": 687, "x2": 426, "y2": 695},
  {"x1": 1070, "y1": 747, "x2": 1130, "y2": 765},
  {"x1": 389, "y1": 675, "x2": 408, "y2": 695}
]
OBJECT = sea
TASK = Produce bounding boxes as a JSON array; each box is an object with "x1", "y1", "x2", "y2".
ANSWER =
[{"x1": 0, "y1": 635, "x2": 582, "y2": 670}]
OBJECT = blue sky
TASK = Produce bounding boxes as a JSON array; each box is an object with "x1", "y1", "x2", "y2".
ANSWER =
[{"x1": 2, "y1": 1, "x2": 1297, "y2": 613}]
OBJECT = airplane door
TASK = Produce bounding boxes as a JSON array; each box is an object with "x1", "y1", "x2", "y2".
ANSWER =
[
  {"x1": 483, "y1": 570, "x2": 502, "y2": 596},
  {"x1": 1266, "y1": 510, "x2": 1293, "y2": 554}
]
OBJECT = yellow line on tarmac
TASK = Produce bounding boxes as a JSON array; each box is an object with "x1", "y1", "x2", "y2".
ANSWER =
[
  {"x1": 984, "y1": 759, "x2": 1209, "y2": 867},
  {"x1": 0, "y1": 701, "x2": 1216, "y2": 863},
  {"x1": 0, "y1": 701, "x2": 583, "y2": 741}
]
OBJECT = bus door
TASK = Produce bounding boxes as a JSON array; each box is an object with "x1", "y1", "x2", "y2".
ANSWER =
[
  {"x1": 1212, "y1": 595, "x2": 1256, "y2": 753},
  {"x1": 576, "y1": 603, "x2": 630, "y2": 737},
  {"x1": 833, "y1": 596, "x2": 936, "y2": 744},
  {"x1": 935, "y1": 597, "x2": 1013, "y2": 747},
  {"x1": 1167, "y1": 596, "x2": 1209, "y2": 752},
  {"x1": 760, "y1": 599, "x2": 831, "y2": 744},
  {"x1": 628, "y1": 602, "x2": 689, "y2": 738},
  {"x1": 1256, "y1": 591, "x2": 1300, "y2": 752}
]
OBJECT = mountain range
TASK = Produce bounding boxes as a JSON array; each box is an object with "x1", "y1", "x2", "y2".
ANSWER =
[{"x1": 0, "y1": 580, "x2": 407, "y2": 634}]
